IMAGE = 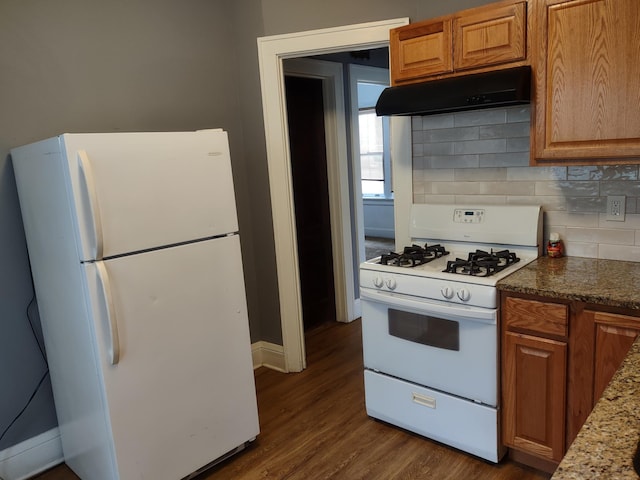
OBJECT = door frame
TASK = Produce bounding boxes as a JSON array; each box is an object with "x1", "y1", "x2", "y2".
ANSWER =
[{"x1": 257, "y1": 18, "x2": 409, "y2": 372}]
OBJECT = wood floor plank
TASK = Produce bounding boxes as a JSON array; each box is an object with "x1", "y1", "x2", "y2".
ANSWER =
[{"x1": 32, "y1": 319, "x2": 551, "y2": 480}]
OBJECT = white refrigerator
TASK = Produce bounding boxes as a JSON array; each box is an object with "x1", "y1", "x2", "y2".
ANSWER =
[{"x1": 11, "y1": 130, "x2": 259, "y2": 480}]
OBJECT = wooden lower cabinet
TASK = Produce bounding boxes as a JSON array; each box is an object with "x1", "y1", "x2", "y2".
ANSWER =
[
  {"x1": 502, "y1": 332, "x2": 567, "y2": 462},
  {"x1": 501, "y1": 292, "x2": 640, "y2": 469},
  {"x1": 592, "y1": 311, "x2": 640, "y2": 402}
]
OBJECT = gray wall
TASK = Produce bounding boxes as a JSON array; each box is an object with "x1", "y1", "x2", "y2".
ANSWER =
[{"x1": 0, "y1": 0, "x2": 494, "y2": 454}]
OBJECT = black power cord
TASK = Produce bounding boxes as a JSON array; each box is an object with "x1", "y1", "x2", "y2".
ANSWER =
[{"x1": 0, "y1": 291, "x2": 50, "y2": 445}]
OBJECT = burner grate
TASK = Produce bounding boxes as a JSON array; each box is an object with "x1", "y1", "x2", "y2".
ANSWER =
[
  {"x1": 380, "y1": 243, "x2": 449, "y2": 267},
  {"x1": 443, "y1": 249, "x2": 520, "y2": 277}
]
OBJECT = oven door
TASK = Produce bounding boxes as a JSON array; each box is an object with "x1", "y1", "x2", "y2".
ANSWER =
[{"x1": 361, "y1": 287, "x2": 497, "y2": 407}]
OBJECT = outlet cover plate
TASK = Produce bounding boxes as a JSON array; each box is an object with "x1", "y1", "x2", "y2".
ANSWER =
[{"x1": 606, "y1": 195, "x2": 626, "y2": 221}]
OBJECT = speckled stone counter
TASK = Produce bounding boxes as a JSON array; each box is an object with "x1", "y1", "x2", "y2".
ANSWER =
[
  {"x1": 551, "y1": 338, "x2": 640, "y2": 479},
  {"x1": 497, "y1": 256, "x2": 640, "y2": 310},
  {"x1": 497, "y1": 256, "x2": 640, "y2": 478}
]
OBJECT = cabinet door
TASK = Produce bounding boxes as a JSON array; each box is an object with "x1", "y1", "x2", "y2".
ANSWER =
[
  {"x1": 532, "y1": 0, "x2": 640, "y2": 163},
  {"x1": 502, "y1": 332, "x2": 567, "y2": 462},
  {"x1": 592, "y1": 311, "x2": 640, "y2": 402},
  {"x1": 453, "y1": 1, "x2": 526, "y2": 71},
  {"x1": 390, "y1": 19, "x2": 453, "y2": 85}
]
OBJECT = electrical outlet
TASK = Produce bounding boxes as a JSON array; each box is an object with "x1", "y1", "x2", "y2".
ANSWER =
[{"x1": 606, "y1": 195, "x2": 626, "y2": 221}]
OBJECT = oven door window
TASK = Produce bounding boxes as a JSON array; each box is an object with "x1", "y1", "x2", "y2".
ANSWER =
[{"x1": 388, "y1": 308, "x2": 459, "y2": 351}]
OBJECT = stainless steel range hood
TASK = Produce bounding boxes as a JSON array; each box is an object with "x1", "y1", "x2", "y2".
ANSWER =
[{"x1": 375, "y1": 65, "x2": 531, "y2": 116}]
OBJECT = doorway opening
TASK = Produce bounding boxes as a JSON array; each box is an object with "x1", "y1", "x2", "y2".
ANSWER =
[
  {"x1": 257, "y1": 18, "x2": 410, "y2": 372},
  {"x1": 284, "y1": 51, "x2": 392, "y2": 335},
  {"x1": 284, "y1": 75, "x2": 336, "y2": 332}
]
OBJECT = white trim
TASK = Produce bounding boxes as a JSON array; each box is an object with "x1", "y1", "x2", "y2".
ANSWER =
[
  {"x1": 0, "y1": 428, "x2": 63, "y2": 480},
  {"x1": 283, "y1": 58, "x2": 353, "y2": 325},
  {"x1": 257, "y1": 18, "x2": 409, "y2": 373},
  {"x1": 251, "y1": 341, "x2": 286, "y2": 373},
  {"x1": 390, "y1": 117, "x2": 412, "y2": 250}
]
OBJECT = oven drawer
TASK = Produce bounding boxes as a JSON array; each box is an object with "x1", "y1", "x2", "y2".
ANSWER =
[{"x1": 364, "y1": 370, "x2": 501, "y2": 462}]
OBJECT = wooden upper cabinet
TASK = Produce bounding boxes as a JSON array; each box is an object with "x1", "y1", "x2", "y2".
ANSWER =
[
  {"x1": 454, "y1": 1, "x2": 526, "y2": 71},
  {"x1": 532, "y1": 0, "x2": 640, "y2": 164},
  {"x1": 389, "y1": 0, "x2": 528, "y2": 86},
  {"x1": 390, "y1": 19, "x2": 453, "y2": 85}
]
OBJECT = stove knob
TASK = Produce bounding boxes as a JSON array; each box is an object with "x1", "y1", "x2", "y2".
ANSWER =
[
  {"x1": 457, "y1": 288, "x2": 471, "y2": 302},
  {"x1": 385, "y1": 278, "x2": 397, "y2": 290},
  {"x1": 373, "y1": 276, "x2": 384, "y2": 288},
  {"x1": 441, "y1": 286, "x2": 454, "y2": 299}
]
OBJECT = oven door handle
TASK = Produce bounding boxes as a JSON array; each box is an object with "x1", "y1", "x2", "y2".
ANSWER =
[{"x1": 360, "y1": 288, "x2": 496, "y2": 324}]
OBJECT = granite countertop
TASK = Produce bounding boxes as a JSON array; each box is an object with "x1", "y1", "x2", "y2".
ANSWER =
[
  {"x1": 497, "y1": 256, "x2": 640, "y2": 310},
  {"x1": 497, "y1": 256, "x2": 640, "y2": 478},
  {"x1": 551, "y1": 338, "x2": 640, "y2": 479}
]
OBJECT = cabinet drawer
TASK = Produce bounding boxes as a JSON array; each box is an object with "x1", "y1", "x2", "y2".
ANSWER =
[{"x1": 504, "y1": 297, "x2": 568, "y2": 337}]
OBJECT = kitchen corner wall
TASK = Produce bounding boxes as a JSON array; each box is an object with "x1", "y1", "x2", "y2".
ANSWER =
[{"x1": 411, "y1": 105, "x2": 640, "y2": 261}]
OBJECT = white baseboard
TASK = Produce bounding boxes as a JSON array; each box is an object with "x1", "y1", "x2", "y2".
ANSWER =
[
  {"x1": 0, "y1": 428, "x2": 63, "y2": 480},
  {"x1": 251, "y1": 341, "x2": 286, "y2": 372}
]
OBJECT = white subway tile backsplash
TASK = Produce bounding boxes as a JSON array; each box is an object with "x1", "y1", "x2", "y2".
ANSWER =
[
  {"x1": 545, "y1": 211, "x2": 599, "y2": 228},
  {"x1": 454, "y1": 138, "x2": 506, "y2": 155},
  {"x1": 478, "y1": 152, "x2": 529, "y2": 167},
  {"x1": 454, "y1": 167, "x2": 507, "y2": 181},
  {"x1": 598, "y1": 244, "x2": 640, "y2": 262},
  {"x1": 455, "y1": 195, "x2": 507, "y2": 205},
  {"x1": 506, "y1": 137, "x2": 530, "y2": 152},
  {"x1": 423, "y1": 169, "x2": 455, "y2": 181},
  {"x1": 421, "y1": 114, "x2": 454, "y2": 130},
  {"x1": 565, "y1": 242, "x2": 598, "y2": 258},
  {"x1": 430, "y1": 154, "x2": 479, "y2": 169},
  {"x1": 479, "y1": 181, "x2": 535, "y2": 196},
  {"x1": 567, "y1": 165, "x2": 639, "y2": 181},
  {"x1": 507, "y1": 166, "x2": 567, "y2": 181},
  {"x1": 411, "y1": 105, "x2": 640, "y2": 262},
  {"x1": 432, "y1": 181, "x2": 483, "y2": 195},
  {"x1": 600, "y1": 181, "x2": 640, "y2": 196},
  {"x1": 424, "y1": 142, "x2": 455, "y2": 155},
  {"x1": 534, "y1": 181, "x2": 599, "y2": 196},
  {"x1": 454, "y1": 109, "x2": 506, "y2": 126},
  {"x1": 479, "y1": 122, "x2": 529, "y2": 139},
  {"x1": 565, "y1": 227, "x2": 635, "y2": 245},
  {"x1": 506, "y1": 106, "x2": 531, "y2": 122}
]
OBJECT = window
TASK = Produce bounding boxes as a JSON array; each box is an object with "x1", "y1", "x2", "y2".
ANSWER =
[
  {"x1": 359, "y1": 109, "x2": 384, "y2": 195},
  {"x1": 357, "y1": 85, "x2": 392, "y2": 198}
]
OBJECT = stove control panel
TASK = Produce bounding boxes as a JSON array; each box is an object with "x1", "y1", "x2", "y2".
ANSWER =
[
  {"x1": 360, "y1": 269, "x2": 498, "y2": 309},
  {"x1": 453, "y1": 208, "x2": 484, "y2": 224}
]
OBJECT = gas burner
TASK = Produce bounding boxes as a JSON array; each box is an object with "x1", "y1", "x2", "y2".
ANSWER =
[
  {"x1": 380, "y1": 243, "x2": 449, "y2": 267},
  {"x1": 443, "y1": 249, "x2": 520, "y2": 277}
]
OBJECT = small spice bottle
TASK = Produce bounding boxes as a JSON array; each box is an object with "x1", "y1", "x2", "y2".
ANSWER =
[{"x1": 547, "y1": 232, "x2": 564, "y2": 258}]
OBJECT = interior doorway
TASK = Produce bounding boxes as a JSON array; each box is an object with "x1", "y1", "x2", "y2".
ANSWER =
[
  {"x1": 257, "y1": 18, "x2": 410, "y2": 373},
  {"x1": 284, "y1": 75, "x2": 336, "y2": 331}
]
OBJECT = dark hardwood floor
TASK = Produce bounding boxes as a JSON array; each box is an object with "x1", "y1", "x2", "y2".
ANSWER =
[{"x1": 33, "y1": 319, "x2": 551, "y2": 480}]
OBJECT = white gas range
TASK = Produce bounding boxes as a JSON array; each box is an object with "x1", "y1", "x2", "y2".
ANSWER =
[{"x1": 360, "y1": 204, "x2": 542, "y2": 462}]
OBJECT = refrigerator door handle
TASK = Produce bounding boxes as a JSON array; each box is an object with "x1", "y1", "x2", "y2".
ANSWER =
[
  {"x1": 96, "y1": 260, "x2": 121, "y2": 365},
  {"x1": 77, "y1": 150, "x2": 104, "y2": 260}
]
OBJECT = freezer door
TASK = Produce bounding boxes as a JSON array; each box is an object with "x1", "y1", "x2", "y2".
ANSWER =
[
  {"x1": 83, "y1": 235, "x2": 258, "y2": 480},
  {"x1": 62, "y1": 130, "x2": 238, "y2": 261}
]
